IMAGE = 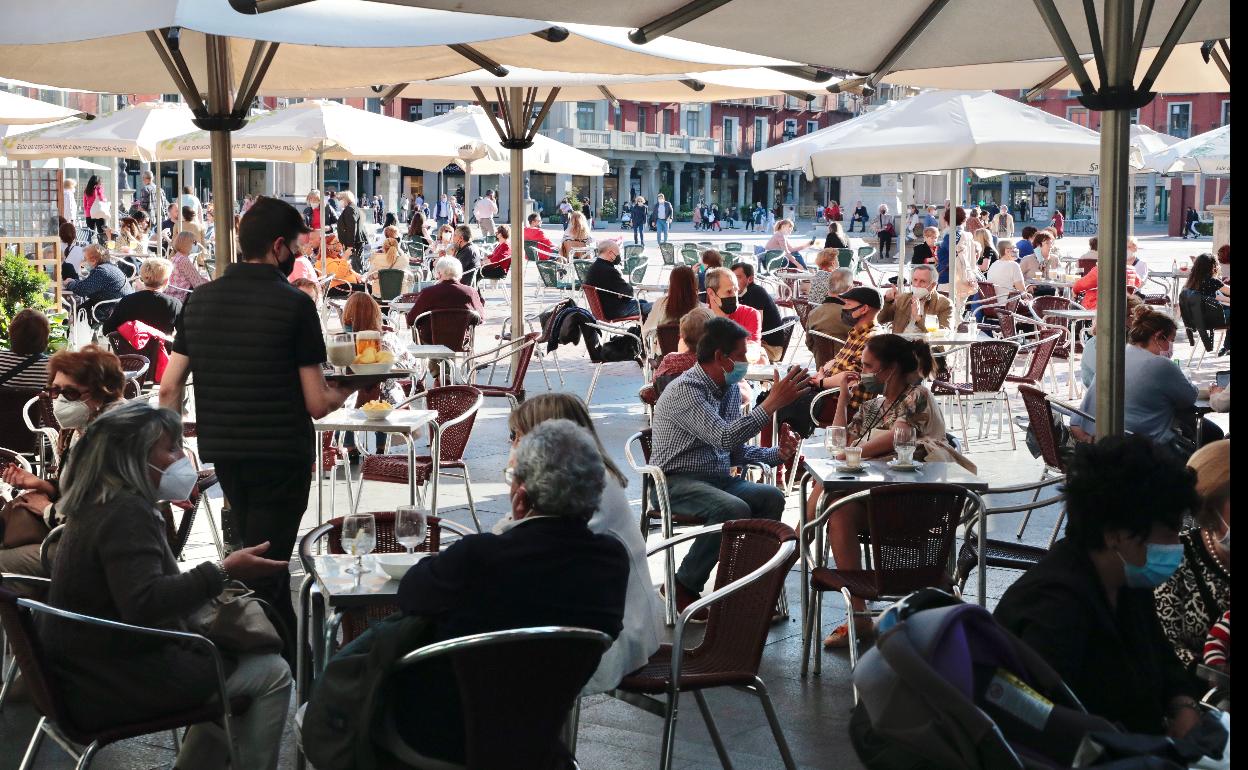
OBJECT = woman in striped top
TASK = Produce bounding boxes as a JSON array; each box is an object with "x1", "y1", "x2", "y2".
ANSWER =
[{"x1": 0, "y1": 309, "x2": 50, "y2": 390}]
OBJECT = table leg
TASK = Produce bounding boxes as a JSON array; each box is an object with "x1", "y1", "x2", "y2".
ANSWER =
[
  {"x1": 407, "y1": 432, "x2": 416, "y2": 507},
  {"x1": 316, "y1": 430, "x2": 324, "y2": 531}
]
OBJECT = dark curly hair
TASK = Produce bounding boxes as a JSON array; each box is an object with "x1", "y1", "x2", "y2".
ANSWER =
[{"x1": 1063, "y1": 435, "x2": 1198, "y2": 551}]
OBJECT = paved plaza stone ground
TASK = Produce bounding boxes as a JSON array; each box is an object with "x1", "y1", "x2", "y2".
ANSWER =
[{"x1": 1, "y1": 222, "x2": 1227, "y2": 769}]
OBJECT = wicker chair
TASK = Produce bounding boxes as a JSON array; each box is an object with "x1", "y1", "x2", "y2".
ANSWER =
[
  {"x1": 0, "y1": 576, "x2": 251, "y2": 769},
  {"x1": 658, "y1": 242, "x2": 676, "y2": 265},
  {"x1": 1013, "y1": 385, "x2": 1075, "y2": 546},
  {"x1": 956, "y1": 475, "x2": 1064, "y2": 596},
  {"x1": 1005, "y1": 334, "x2": 1061, "y2": 391},
  {"x1": 115, "y1": 354, "x2": 150, "y2": 399},
  {"x1": 0, "y1": 386, "x2": 42, "y2": 466},
  {"x1": 353, "y1": 386, "x2": 485, "y2": 532},
  {"x1": 931, "y1": 340, "x2": 1020, "y2": 449},
  {"x1": 800, "y1": 484, "x2": 981, "y2": 679},
  {"x1": 460, "y1": 333, "x2": 539, "y2": 409},
  {"x1": 611, "y1": 520, "x2": 799, "y2": 770}
]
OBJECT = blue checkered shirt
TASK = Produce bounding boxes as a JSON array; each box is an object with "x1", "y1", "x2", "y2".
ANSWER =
[{"x1": 649, "y1": 364, "x2": 779, "y2": 477}]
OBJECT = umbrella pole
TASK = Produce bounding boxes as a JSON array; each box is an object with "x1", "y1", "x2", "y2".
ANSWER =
[
  {"x1": 898, "y1": 172, "x2": 910, "y2": 283},
  {"x1": 206, "y1": 36, "x2": 236, "y2": 277},
  {"x1": 508, "y1": 87, "x2": 526, "y2": 364},
  {"x1": 318, "y1": 150, "x2": 326, "y2": 272}
]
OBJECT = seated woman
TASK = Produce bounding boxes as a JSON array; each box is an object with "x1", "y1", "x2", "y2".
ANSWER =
[
  {"x1": 808, "y1": 335, "x2": 961, "y2": 648},
  {"x1": 102, "y1": 257, "x2": 182, "y2": 336},
  {"x1": 166, "y1": 231, "x2": 211, "y2": 298},
  {"x1": 0, "y1": 308, "x2": 50, "y2": 390},
  {"x1": 642, "y1": 265, "x2": 699, "y2": 339},
  {"x1": 366, "y1": 237, "x2": 409, "y2": 295},
  {"x1": 0, "y1": 345, "x2": 126, "y2": 576},
  {"x1": 503, "y1": 394, "x2": 662, "y2": 694},
  {"x1": 972, "y1": 228, "x2": 997, "y2": 272},
  {"x1": 985, "y1": 238, "x2": 1027, "y2": 294},
  {"x1": 559, "y1": 211, "x2": 594, "y2": 261},
  {"x1": 1184, "y1": 253, "x2": 1231, "y2": 354},
  {"x1": 59, "y1": 221, "x2": 85, "y2": 281},
  {"x1": 911, "y1": 226, "x2": 939, "y2": 266},
  {"x1": 653, "y1": 307, "x2": 714, "y2": 396},
  {"x1": 323, "y1": 238, "x2": 366, "y2": 298},
  {"x1": 1019, "y1": 230, "x2": 1060, "y2": 278},
  {"x1": 431, "y1": 224, "x2": 455, "y2": 259},
  {"x1": 1126, "y1": 237, "x2": 1149, "y2": 282},
  {"x1": 1155, "y1": 439, "x2": 1230, "y2": 672},
  {"x1": 1074, "y1": 306, "x2": 1221, "y2": 452},
  {"x1": 824, "y1": 220, "x2": 849, "y2": 250},
  {"x1": 995, "y1": 435, "x2": 1205, "y2": 738},
  {"x1": 808, "y1": 248, "x2": 841, "y2": 306},
  {"x1": 115, "y1": 216, "x2": 145, "y2": 253},
  {"x1": 479, "y1": 224, "x2": 512, "y2": 280},
  {"x1": 406, "y1": 210, "x2": 435, "y2": 255},
  {"x1": 390, "y1": 419, "x2": 628, "y2": 765},
  {"x1": 1072, "y1": 258, "x2": 1142, "y2": 310},
  {"x1": 764, "y1": 218, "x2": 815, "y2": 269},
  {"x1": 66, "y1": 244, "x2": 133, "y2": 316},
  {"x1": 41, "y1": 401, "x2": 291, "y2": 769}
]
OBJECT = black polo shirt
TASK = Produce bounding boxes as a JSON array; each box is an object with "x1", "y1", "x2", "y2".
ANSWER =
[
  {"x1": 172, "y1": 262, "x2": 325, "y2": 462},
  {"x1": 740, "y1": 283, "x2": 784, "y2": 347}
]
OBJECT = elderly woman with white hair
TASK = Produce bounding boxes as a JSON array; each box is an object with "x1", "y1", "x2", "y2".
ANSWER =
[
  {"x1": 389, "y1": 418, "x2": 630, "y2": 765},
  {"x1": 408, "y1": 255, "x2": 484, "y2": 326},
  {"x1": 101, "y1": 257, "x2": 182, "y2": 336},
  {"x1": 66, "y1": 243, "x2": 132, "y2": 315},
  {"x1": 40, "y1": 401, "x2": 292, "y2": 770}
]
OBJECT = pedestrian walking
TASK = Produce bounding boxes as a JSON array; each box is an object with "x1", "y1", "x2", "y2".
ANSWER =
[{"x1": 630, "y1": 196, "x2": 649, "y2": 246}]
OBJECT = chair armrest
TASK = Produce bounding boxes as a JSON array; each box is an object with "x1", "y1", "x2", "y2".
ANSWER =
[
  {"x1": 760, "y1": 318, "x2": 799, "y2": 338},
  {"x1": 1047, "y1": 395, "x2": 1094, "y2": 423},
  {"x1": 984, "y1": 474, "x2": 1065, "y2": 497}
]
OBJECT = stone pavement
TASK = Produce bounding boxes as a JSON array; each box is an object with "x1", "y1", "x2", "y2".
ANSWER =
[{"x1": 1, "y1": 225, "x2": 1226, "y2": 769}]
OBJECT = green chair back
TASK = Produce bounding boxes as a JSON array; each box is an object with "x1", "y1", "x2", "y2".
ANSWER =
[
  {"x1": 836, "y1": 248, "x2": 856, "y2": 269},
  {"x1": 724, "y1": 242, "x2": 743, "y2": 252},
  {"x1": 659, "y1": 242, "x2": 676, "y2": 265},
  {"x1": 623, "y1": 244, "x2": 645, "y2": 261},
  {"x1": 623, "y1": 254, "x2": 648, "y2": 283},
  {"x1": 376, "y1": 269, "x2": 406, "y2": 301},
  {"x1": 680, "y1": 246, "x2": 701, "y2": 266},
  {"x1": 762, "y1": 250, "x2": 788, "y2": 273},
  {"x1": 536, "y1": 260, "x2": 573, "y2": 290},
  {"x1": 572, "y1": 259, "x2": 594, "y2": 285}
]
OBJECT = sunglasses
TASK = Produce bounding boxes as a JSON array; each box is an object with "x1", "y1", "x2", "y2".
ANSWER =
[{"x1": 44, "y1": 385, "x2": 87, "y2": 401}]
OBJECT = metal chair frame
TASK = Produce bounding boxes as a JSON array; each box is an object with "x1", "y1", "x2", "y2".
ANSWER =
[
  {"x1": 957, "y1": 476, "x2": 1065, "y2": 595},
  {"x1": 459, "y1": 333, "x2": 539, "y2": 410},
  {"x1": 932, "y1": 340, "x2": 1021, "y2": 450}
]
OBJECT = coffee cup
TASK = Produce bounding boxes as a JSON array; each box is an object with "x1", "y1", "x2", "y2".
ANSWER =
[
  {"x1": 895, "y1": 446, "x2": 916, "y2": 466},
  {"x1": 843, "y1": 446, "x2": 863, "y2": 469}
]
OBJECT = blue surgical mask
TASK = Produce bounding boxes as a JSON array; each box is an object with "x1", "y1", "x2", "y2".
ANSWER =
[
  {"x1": 859, "y1": 371, "x2": 887, "y2": 395},
  {"x1": 1118, "y1": 542, "x2": 1184, "y2": 588},
  {"x1": 723, "y1": 360, "x2": 749, "y2": 387}
]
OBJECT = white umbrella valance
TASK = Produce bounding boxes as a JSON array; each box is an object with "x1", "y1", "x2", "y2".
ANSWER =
[
  {"x1": 3, "y1": 102, "x2": 197, "y2": 162},
  {"x1": 1142, "y1": 124, "x2": 1229, "y2": 175},
  {"x1": 414, "y1": 105, "x2": 607, "y2": 176}
]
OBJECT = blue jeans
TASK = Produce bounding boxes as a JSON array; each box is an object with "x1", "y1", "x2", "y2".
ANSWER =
[
  {"x1": 656, "y1": 219, "x2": 669, "y2": 243},
  {"x1": 788, "y1": 251, "x2": 808, "y2": 269},
  {"x1": 665, "y1": 473, "x2": 785, "y2": 594},
  {"x1": 633, "y1": 223, "x2": 645, "y2": 245}
]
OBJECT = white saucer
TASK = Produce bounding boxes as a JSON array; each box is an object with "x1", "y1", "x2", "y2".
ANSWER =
[
  {"x1": 833, "y1": 464, "x2": 868, "y2": 474},
  {"x1": 886, "y1": 459, "x2": 923, "y2": 471}
]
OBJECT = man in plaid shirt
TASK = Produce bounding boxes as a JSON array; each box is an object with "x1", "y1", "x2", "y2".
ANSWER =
[
  {"x1": 651, "y1": 317, "x2": 812, "y2": 616},
  {"x1": 813, "y1": 287, "x2": 882, "y2": 415}
]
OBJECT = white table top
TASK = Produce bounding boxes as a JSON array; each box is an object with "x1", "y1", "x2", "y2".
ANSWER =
[
  {"x1": 897, "y1": 332, "x2": 982, "y2": 346},
  {"x1": 406, "y1": 344, "x2": 458, "y2": 360},
  {"x1": 805, "y1": 458, "x2": 988, "y2": 492},
  {"x1": 315, "y1": 407, "x2": 437, "y2": 433},
  {"x1": 1042, "y1": 308, "x2": 1096, "y2": 320}
]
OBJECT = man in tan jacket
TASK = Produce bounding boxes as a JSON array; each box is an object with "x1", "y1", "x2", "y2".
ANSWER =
[{"x1": 877, "y1": 264, "x2": 954, "y2": 334}]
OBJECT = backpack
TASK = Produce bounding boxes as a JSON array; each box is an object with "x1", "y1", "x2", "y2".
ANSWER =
[
  {"x1": 598, "y1": 324, "x2": 642, "y2": 363},
  {"x1": 302, "y1": 613, "x2": 434, "y2": 770}
]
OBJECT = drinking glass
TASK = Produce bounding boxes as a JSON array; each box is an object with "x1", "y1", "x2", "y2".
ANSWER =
[
  {"x1": 828, "y1": 425, "x2": 847, "y2": 459},
  {"x1": 924, "y1": 314, "x2": 939, "y2": 333},
  {"x1": 327, "y1": 333, "x2": 356, "y2": 376},
  {"x1": 395, "y1": 505, "x2": 428, "y2": 555},
  {"x1": 342, "y1": 513, "x2": 376, "y2": 575},
  {"x1": 893, "y1": 421, "x2": 917, "y2": 465}
]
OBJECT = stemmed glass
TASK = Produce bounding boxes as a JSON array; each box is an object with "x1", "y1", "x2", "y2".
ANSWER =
[
  {"x1": 394, "y1": 505, "x2": 428, "y2": 555},
  {"x1": 893, "y1": 421, "x2": 917, "y2": 466},
  {"x1": 827, "y1": 426, "x2": 847, "y2": 459},
  {"x1": 342, "y1": 513, "x2": 376, "y2": 575}
]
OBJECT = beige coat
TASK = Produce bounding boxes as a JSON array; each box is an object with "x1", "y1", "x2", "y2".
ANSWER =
[{"x1": 878, "y1": 290, "x2": 954, "y2": 334}]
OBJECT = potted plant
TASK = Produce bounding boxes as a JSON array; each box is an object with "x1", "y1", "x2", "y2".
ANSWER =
[{"x1": 0, "y1": 251, "x2": 53, "y2": 343}]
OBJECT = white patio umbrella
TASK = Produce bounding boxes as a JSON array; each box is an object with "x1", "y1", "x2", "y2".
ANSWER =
[
  {"x1": 1141, "y1": 124, "x2": 1229, "y2": 175},
  {"x1": 0, "y1": 90, "x2": 91, "y2": 125},
  {"x1": 415, "y1": 105, "x2": 606, "y2": 177}
]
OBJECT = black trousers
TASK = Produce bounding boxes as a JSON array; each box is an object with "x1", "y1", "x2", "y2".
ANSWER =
[{"x1": 214, "y1": 458, "x2": 312, "y2": 666}]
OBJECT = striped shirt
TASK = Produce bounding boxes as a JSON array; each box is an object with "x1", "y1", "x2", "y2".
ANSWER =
[
  {"x1": 0, "y1": 350, "x2": 49, "y2": 389},
  {"x1": 649, "y1": 363, "x2": 778, "y2": 477}
]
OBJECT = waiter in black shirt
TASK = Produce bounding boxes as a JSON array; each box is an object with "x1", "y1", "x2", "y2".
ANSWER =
[{"x1": 732, "y1": 263, "x2": 786, "y2": 362}]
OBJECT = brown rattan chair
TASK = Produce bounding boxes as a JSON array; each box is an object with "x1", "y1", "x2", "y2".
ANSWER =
[
  {"x1": 353, "y1": 386, "x2": 485, "y2": 532},
  {"x1": 459, "y1": 333, "x2": 539, "y2": 409},
  {"x1": 582, "y1": 284, "x2": 641, "y2": 324},
  {"x1": 1005, "y1": 334, "x2": 1061, "y2": 391},
  {"x1": 930, "y1": 340, "x2": 1020, "y2": 449},
  {"x1": 106, "y1": 332, "x2": 159, "y2": 390},
  {"x1": 800, "y1": 484, "x2": 981, "y2": 679},
  {"x1": 114, "y1": 354, "x2": 150, "y2": 399},
  {"x1": 0, "y1": 386, "x2": 42, "y2": 465},
  {"x1": 0, "y1": 575, "x2": 250, "y2": 769},
  {"x1": 412, "y1": 309, "x2": 481, "y2": 379},
  {"x1": 610, "y1": 520, "x2": 799, "y2": 770},
  {"x1": 654, "y1": 322, "x2": 680, "y2": 356}
]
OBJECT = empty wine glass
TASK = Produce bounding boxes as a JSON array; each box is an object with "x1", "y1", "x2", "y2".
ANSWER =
[
  {"x1": 342, "y1": 513, "x2": 376, "y2": 575},
  {"x1": 828, "y1": 426, "x2": 847, "y2": 459},
  {"x1": 395, "y1": 505, "x2": 427, "y2": 555},
  {"x1": 893, "y1": 421, "x2": 917, "y2": 465}
]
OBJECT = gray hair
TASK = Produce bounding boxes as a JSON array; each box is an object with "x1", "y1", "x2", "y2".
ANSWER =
[
  {"x1": 704, "y1": 266, "x2": 737, "y2": 296},
  {"x1": 434, "y1": 256, "x2": 463, "y2": 281},
  {"x1": 512, "y1": 419, "x2": 605, "y2": 520},
  {"x1": 828, "y1": 267, "x2": 854, "y2": 295},
  {"x1": 85, "y1": 243, "x2": 111, "y2": 264},
  {"x1": 338, "y1": 190, "x2": 357, "y2": 207},
  {"x1": 594, "y1": 240, "x2": 619, "y2": 259},
  {"x1": 58, "y1": 401, "x2": 183, "y2": 515},
  {"x1": 911, "y1": 264, "x2": 938, "y2": 282}
]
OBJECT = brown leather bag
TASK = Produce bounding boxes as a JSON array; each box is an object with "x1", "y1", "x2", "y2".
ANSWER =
[{"x1": 1, "y1": 494, "x2": 51, "y2": 549}]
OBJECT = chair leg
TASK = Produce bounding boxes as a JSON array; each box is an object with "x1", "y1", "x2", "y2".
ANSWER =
[
  {"x1": 800, "y1": 589, "x2": 818, "y2": 678},
  {"x1": 692, "y1": 690, "x2": 734, "y2": 770},
  {"x1": 1048, "y1": 508, "x2": 1067, "y2": 548},
  {"x1": 0, "y1": 654, "x2": 18, "y2": 712},
  {"x1": 1002, "y1": 393, "x2": 1017, "y2": 450},
  {"x1": 812, "y1": 590, "x2": 824, "y2": 677},
  {"x1": 552, "y1": 350, "x2": 566, "y2": 386},
  {"x1": 750, "y1": 677, "x2": 798, "y2": 770},
  {"x1": 201, "y1": 494, "x2": 226, "y2": 561},
  {"x1": 1016, "y1": 469, "x2": 1047, "y2": 538},
  {"x1": 659, "y1": 689, "x2": 681, "y2": 770},
  {"x1": 74, "y1": 741, "x2": 100, "y2": 770},
  {"x1": 957, "y1": 396, "x2": 971, "y2": 450},
  {"x1": 461, "y1": 468, "x2": 482, "y2": 533},
  {"x1": 536, "y1": 353, "x2": 553, "y2": 390},
  {"x1": 18, "y1": 718, "x2": 48, "y2": 770},
  {"x1": 585, "y1": 363, "x2": 604, "y2": 405}
]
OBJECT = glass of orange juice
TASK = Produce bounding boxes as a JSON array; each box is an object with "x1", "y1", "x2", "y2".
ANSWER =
[{"x1": 355, "y1": 330, "x2": 381, "y2": 358}]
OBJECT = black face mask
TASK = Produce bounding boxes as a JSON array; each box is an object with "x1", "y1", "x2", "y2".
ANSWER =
[
  {"x1": 720, "y1": 297, "x2": 739, "y2": 314},
  {"x1": 841, "y1": 307, "x2": 859, "y2": 326},
  {"x1": 277, "y1": 240, "x2": 297, "y2": 277}
]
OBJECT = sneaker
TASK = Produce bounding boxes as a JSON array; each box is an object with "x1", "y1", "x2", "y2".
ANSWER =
[
  {"x1": 659, "y1": 582, "x2": 710, "y2": 624},
  {"x1": 822, "y1": 620, "x2": 876, "y2": 649}
]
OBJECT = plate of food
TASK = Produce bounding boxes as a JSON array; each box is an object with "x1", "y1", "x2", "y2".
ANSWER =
[
  {"x1": 349, "y1": 346, "x2": 396, "y2": 375},
  {"x1": 359, "y1": 400, "x2": 393, "y2": 421}
]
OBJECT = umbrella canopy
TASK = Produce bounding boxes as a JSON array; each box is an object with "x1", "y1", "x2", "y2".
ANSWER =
[
  {"x1": 312, "y1": 66, "x2": 839, "y2": 102},
  {"x1": 0, "y1": 0, "x2": 792, "y2": 94},
  {"x1": 1141, "y1": 124, "x2": 1229, "y2": 175},
  {"x1": 352, "y1": 0, "x2": 1228, "y2": 72},
  {"x1": 1129, "y1": 124, "x2": 1182, "y2": 157},
  {"x1": 414, "y1": 105, "x2": 607, "y2": 176},
  {"x1": 3, "y1": 102, "x2": 197, "y2": 162},
  {"x1": 885, "y1": 41, "x2": 1230, "y2": 94},
  {"x1": 157, "y1": 99, "x2": 482, "y2": 170},
  {"x1": 0, "y1": 89, "x2": 90, "y2": 125},
  {"x1": 751, "y1": 90, "x2": 1111, "y2": 179}
]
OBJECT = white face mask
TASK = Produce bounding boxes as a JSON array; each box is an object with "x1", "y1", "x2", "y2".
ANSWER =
[
  {"x1": 912, "y1": 286, "x2": 931, "y2": 300},
  {"x1": 52, "y1": 395, "x2": 92, "y2": 429},
  {"x1": 149, "y1": 455, "x2": 198, "y2": 502}
]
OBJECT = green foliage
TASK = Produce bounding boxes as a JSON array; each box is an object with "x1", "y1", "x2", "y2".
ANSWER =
[
  {"x1": 675, "y1": 209, "x2": 694, "y2": 222},
  {"x1": 600, "y1": 198, "x2": 618, "y2": 221},
  {"x1": 567, "y1": 187, "x2": 583, "y2": 212},
  {"x1": 0, "y1": 251, "x2": 53, "y2": 343}
]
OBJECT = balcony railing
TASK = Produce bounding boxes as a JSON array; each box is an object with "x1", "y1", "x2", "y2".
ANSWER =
[{"x1": 542, "y1": 128, "x2": 721, "y2": 156}]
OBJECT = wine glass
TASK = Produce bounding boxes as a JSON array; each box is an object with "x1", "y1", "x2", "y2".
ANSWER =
[
  {"x1": 327, "y1": 333, "x2": 356, "y2": 376},
  {"x1": 893, "y1": 421, "x2": 917, "y2": 465},
  {"x1": 828, "y1": 426, "x2": 847, "y2": 459},
  {"x1": 342, "y1": 513, "x2": 376, "y2": 575},
  {"x1": 395, "y1": 505, "x2": 428, "y2": 555}
]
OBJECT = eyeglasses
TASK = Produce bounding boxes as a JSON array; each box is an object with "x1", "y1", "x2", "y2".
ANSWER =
[
  {"x1": 508, "y1": 429, "x2": 518, "y2": 443},
  {"x1": 43, "y1": 385, "x2": 86, "y2": 401}
]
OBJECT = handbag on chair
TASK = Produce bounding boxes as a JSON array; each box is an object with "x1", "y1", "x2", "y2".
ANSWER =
[{"x1": 187, "y1": 580, "x2": 285, "y2": 655}]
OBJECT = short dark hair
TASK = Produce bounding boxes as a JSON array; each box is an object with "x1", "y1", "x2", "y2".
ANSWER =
[
  {"x1": 1020, "y1": 225, "x2": 1038, "y2": 240},
  {"x1": 454, "y1": 224, "x2": 473, "y2": 243},
  {"x1": 238, "y1": 196, "x2": 309, "y2": 261},
  {"x1": 527, "y1": 213, "x2": 541, "y2": 225},
  {"x1": 696, "y1": 317, "x2": 748, "y2": 364},
  {"x1": 9, "y1": 308, "x2": 50, "y2": 355},
  {"x1": 1063, "y1": 435, "x2": 1197, "y2": 551},
  {"x1": 732, "y1": 261, "x2": 756, "y2": 279}
]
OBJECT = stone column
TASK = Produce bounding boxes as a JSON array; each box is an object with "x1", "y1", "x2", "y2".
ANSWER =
[
  {"x1": 671, "y1": 161, "x2": 686, "y2": 209},
  {"x1": 643, "y1": 161, "x2": 658, "y2": 203},
  {"x1": 617, "y1": 161, "x2": 635, "y2": 202},
  {"x1": 766, "y1": 171, "x2": 777, "y2": 209},
  {"x1": 736, "y1": 169, "x2": 748, "y2": 212},
  {"x1": 1046, "y1": 176, "x2": 1057, "y2": 220},
  {"x1": 1000, "y1": 176, "x2": 1010, "y2": 208},
  {"x1": 593, "y1": 174, "x2": 605, "y2": 218},
  {"x1": 702, "y1": 166, "x2": 713, "y2": 206}
]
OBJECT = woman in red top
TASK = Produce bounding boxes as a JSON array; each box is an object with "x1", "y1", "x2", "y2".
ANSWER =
[
  {"x1": 1073, "y1": 263, "x2": 1141, "y2": 309},
  {"x1": 1051, "y1": 209, "x2": 1065, "y2": 238},
  {"x1": 481, "y1": 224, "x2": 511, "y2": 280}
]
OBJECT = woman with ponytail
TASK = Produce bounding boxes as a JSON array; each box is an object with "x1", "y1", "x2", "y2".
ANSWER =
[{"x1": 808, "y1": 333, "x2": 968, "y2": 649}]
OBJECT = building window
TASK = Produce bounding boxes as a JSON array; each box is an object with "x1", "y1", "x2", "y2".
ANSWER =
[
  {"x1": 433, "y1": 102, "x2": 455, "y2": 115},
  {"x1": 1066, "y1": 106, "x2": 1090, "y2": 127},
  {"x1": 1221, "y1": 100, "x2": 1230, "y2": 126},
  {"x1": 782, "y1": 119, "x2": 797, "y2": 140},
  {"x1": 636, "y1": 106, "x2": 648, "y2": 132},
  {"x1": 408, "y1": 105, "x2": 420, "y2": 122},
  {"x1": 576, "y1": 102, "x2": 596, "y2": 130},
  {"x1": 1168, "y1": 102, "x2": 1191, "y2": 138},
  {"x1": 753, "y1": 117, "x2": 768, "y2": 151},
  {"x1": 861, "y1": 175, "x2": 882, "y2": 187},
  {"x1": 162, "y1": 93, "x2": 181, "y2": 103},
  {"x1": 1129, "y1": 109, "x2": 1139, "y2": 124},
  {"x1": 685, "y1": 110, "x2": 701, "y2": 137},
  {"x1": 722, "y1": 117, "x2": 738, "y2": 155},
  {"x1": 806, "y1": 120, "x2": 819, "y2": 134},
  {"x1": 614, "y1": 104, "x2": 623, "y2": 131}
]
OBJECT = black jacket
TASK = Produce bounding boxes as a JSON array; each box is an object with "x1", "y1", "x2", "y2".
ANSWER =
[
  {"x1": 994, "y1": 538, "x2": 1202, "y2": 735},
  {"x1": 454, "y1": 243, "x2": 482, "y2": 286},
  {"x1": 584, "y1": 257, "x2": 636, "y2": 319},
  {"x1": 172, "y1": 262, "x2": 325, "y2": 462},
  {"x1": 629, "y1": 203, "x2": 648, "y2": 225},
  {"x1": 740, "y1": 283, "x2": 784, "y2": 346}
]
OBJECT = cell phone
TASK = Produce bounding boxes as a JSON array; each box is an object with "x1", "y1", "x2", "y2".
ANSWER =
[{"x1": 1215, "y1": 370, "x2": 1230, "y2": 389}]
